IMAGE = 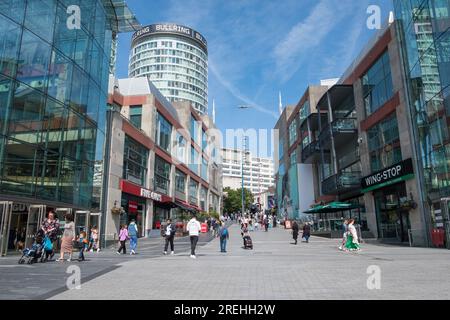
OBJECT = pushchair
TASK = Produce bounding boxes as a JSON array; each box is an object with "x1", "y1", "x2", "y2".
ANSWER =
[{"x1": 18, "y1": 230, "x2": 52, "y2": 264}]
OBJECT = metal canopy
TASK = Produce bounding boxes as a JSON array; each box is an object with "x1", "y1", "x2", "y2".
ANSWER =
[
  {"x1": 317, "y1": 85, "x2": 354, "y2": 110},
  {"x1": 303, "y1": 202, "x2": 362, "y2": 214},
  {"x1": 102, "y1": 0, "x2": 141, "y2": 33}
]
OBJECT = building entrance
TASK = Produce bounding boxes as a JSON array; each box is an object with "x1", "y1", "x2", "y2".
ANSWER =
[
  {"x1": 0, "y1": 201, "x2": 13, "y2": 256},
  {"x1": 374, "y1": 182, "x2": 411, "y2": 242}
]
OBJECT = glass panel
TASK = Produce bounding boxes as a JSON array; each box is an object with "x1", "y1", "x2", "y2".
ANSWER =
[
  {"x1": 0, "y1": 0, "x2": 26, "y2": 25},
  {"x1": 48, "y1": 50, "x2": 73, "y2": 104},
  {"x1": 0, "y1": 74, "x2": 13, "y2": 134},
  {"x1": 24, "y1": 0, "x2": 56, "y2": 43},
  {"x1": 0, "y1": 14, "x2": 21, "y2": 77},
  {"x1": 16, "y1": 30, "x2": 52, "y2": 92},
  {"x1": 9, "y1": 82, "x2": 46, "y2": 144}
]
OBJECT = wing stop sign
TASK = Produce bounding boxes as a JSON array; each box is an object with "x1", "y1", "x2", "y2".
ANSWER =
[{"x1": 361, "y1": 158, "x2": 415, "y2": 193}]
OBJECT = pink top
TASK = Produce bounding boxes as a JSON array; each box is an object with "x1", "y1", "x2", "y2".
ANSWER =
[{"x1": 119, "y1": 228, "x2": 129, "y2": 241}]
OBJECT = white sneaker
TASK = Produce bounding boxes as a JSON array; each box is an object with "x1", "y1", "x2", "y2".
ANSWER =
[
  {"x1": 164, "y1": 251, "x2": 167, "y2": 255},
  {"x1": 89, "y1": 249, "x2": 93, "y2": 253},
  {"x1": 116, "y1": 251, "x2": 120, "y2": 255},
  {"x1": 171, "y1": 251, "x2": 174, "y2": 255},
  {"x1": 190, "y1": 255, "x2": 196, "y2": 259}
]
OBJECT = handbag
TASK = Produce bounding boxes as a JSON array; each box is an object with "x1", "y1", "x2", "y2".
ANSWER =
[{"x1": 43, "y1": 236, "x2": 53, "y2": 251}]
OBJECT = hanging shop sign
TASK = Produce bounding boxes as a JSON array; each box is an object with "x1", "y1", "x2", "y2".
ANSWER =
[
  {"x1": 361, "y1": 158, "x2": 414, "y2": 193},
  {"x1": 128, "y1": 201, "x2": 138, "y2": 213}
]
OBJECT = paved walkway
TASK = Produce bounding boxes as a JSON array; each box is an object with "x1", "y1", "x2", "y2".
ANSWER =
[
  {"x1": 49, "y1": 224, "x2": 450, "y2": 300},
  {"x1": 0, "y1": 231, "x2": 215, "y2": 299}
]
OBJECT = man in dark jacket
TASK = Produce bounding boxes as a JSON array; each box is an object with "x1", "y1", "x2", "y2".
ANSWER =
[
  {"x1": 163, "y1": 219, "x2": 177, "y2": 255},
  {"x1": 302, "y1": 223, "x2": 311, "y2": 243},
  {"x1": 292, "y1": 221, "x2": 299, "y2": 245}
]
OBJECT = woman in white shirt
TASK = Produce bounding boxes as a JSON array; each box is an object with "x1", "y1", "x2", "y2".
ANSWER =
[{"x1": 344, "y1": 219, "x2": 361, "y2": 252}]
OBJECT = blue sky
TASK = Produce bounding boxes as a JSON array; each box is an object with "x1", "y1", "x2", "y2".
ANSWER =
[{"x1": 116, "y1": 0, "x2": 393, "y2": 135}]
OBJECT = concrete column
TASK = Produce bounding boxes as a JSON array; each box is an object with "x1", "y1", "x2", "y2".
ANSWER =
[{"x1": 145, "y1": 199, "x2": 154, "y2": 237}]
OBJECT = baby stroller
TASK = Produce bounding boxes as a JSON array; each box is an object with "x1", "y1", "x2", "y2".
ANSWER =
[
  {"x1": 18, "y1": 230, "x2": 52, "y2": 264},
  {"x1": 243, "y1": 234, "x2": 253, "y2": 250}
]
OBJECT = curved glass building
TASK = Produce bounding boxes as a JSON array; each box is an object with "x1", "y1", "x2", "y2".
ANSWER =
[
  {"x1": 0, "y1": 0, "x2": 139, "y2": 255},
  {"x1": 129, "y1": 23, "x2": 208, "y2": 115}
]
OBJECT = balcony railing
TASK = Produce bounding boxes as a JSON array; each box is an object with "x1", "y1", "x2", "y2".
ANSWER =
[
  {"x1": 301, "y1": 140, "x2": 320, "y2": 162},
  {"x1": 338, "y1": 150, "x2": 360, "y2": 170},
  {"x1": 321, "y1": 171, "x2": 362, "y2": 195},
  {"x1": 319, "y1": 118, "x2": 358, "y2": 145}
]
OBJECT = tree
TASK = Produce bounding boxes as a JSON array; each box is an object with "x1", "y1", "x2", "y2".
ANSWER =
[{"x1": 223, "y1": 187, "x2": 254, "y2": 213}]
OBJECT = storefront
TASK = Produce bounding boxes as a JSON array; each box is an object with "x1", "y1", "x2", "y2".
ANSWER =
[
  {"x1": 0, "y1": 201, "x2": 96, "y2": 256},
  {"x1": 120, "y1": 180, "x2": 173, "y2": 234},
  {"x1": 361, "y1": 158, "x2": 415, "y2": 243}
]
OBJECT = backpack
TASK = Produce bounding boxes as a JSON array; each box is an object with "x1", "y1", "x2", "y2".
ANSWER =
[{"x1": 220, "y1": 227, "x2": 228, "y2": 239}]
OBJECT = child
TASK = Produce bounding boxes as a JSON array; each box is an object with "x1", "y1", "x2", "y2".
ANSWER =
[
  {"x1": 77, "y1": 231, "x2": 89, "y2": 262},
  {"x1": 117, "y1": 225, "x2": 129, "y2": 255},
  {"x1": 89, "y1": 226, "x2": 100, "y2": 252}
]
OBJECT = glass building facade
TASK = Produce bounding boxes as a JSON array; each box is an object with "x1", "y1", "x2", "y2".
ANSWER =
[
  {"x1": 0, "y1": 0, "x2": 138, "y2": 210},
  {"x1": 129, "y1": 24, "x2": 208, "y2": 115},
  {"x1": 395, "y1": 0, "x2": 450, "y2": 230}
]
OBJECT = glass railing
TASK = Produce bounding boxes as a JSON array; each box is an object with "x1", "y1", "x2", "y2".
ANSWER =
[
  {"x1": 321, "y1": 171, "x2": 362, "y2": 195},
  {"x1": 331, "y1": 118, "x2": 357, "y2": 132},
  {"x1": 337, "y1": 172, "x2": 362, "y2": 188},
  {"x1": 301, "y1": 140, "x2": 320, "y2": 161}
]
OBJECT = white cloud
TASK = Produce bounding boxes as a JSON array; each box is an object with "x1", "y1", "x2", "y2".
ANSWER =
[
  {"x1": 209, "y1": 60, "x2": 279, "y2": 119},
  {"x1": 273, "y1": 0, "x2": 360, "y2": 83}
]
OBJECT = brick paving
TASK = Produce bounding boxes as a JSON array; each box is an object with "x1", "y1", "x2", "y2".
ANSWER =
[{"x1": 47, "y1": 224, "x2": 450, "y2": 300}]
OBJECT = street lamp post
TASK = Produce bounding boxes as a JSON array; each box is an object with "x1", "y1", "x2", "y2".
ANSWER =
[{"x1": 241, "y1": 136, "x2": 249, "y2": 216}]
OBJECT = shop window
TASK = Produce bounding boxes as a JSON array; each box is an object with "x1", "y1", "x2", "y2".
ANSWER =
[
  {"x1": 175, "y1": 169, "x2": 186, "y2": 194},
  {"x1": 155, "y1": 112, "x2": 172, "y2": 152},
  {"x1": 362, "y1": 51, "x2": 394, "y2": 115},
  {"x1": 123, "y1": 135, "x2": 148, "y2": 186},
  {"x1": 154, "y1": 155, "x2": 171, "y2": 194},
  {"x1": 129, "y1": 105, "x2": 142, "y2": 129},
  {"x1": 189, "y1": 179, "x2": 198, "y2": 204},
  {"x1": 368, "y1": 114, "x2": 402, "y2": 172}
]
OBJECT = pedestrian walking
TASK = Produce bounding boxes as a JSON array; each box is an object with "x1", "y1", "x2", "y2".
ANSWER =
[
  {"x1": 89, "y1": 226, "x2": 100, "y2": 252},
  {"x1": 292, "y1": 221, "x2": 299, "y2": 245},
  {"x1": 116, "y1": 225, "x2": 129, "y2": 255},
  {"x1": 56, "y1": 213, "x2": 75, "y2": 262},
  {"x1": 264, "y1": 216, "x2": 269, "y2": 232},
  {"x1": 343, "y1": 219, "x2": 361, "y2": 252},
  {"x1": 273, "y1": 216, "x2": 277, "y2": 228},
  {"x1": 40, "y1": 211, "x2": 60, "y2": 259},
  {"x1": 77, "y1": 231, "x2": 89, "y2": 262},
  {"x1": 163, "y1": 218, "x2": 176, "y2": 255},
  {"x1": 302, "y1": 222, "x2": 311, "y2": 243},
  {"x1": 219, "y1": 222, "x2": 229, "y2": 253},
  {"x1": 338, "y1": 220, "x2": 349, "y2": 251},
  {"x1": 128, "y1": 220, "x2": 138, "y2": 255},
  {"x1": 187, "y1": 215, "x2": 201, "y2": 259}
]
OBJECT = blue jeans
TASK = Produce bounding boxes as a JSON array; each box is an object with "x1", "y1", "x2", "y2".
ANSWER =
[
  {"x1": 130, "y1": 236, "x2": 138, "y2": 251},
  {"x1": 220, "y1": 238, "x2": 227, "y2": 252}
]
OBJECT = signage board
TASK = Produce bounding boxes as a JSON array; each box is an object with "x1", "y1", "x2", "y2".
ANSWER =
[
  {"x1": 132, "y1": 23, "x2": 207, "y2": 51},
  {"x1": 361, "y1": 158, "x2": 414, "y2": 193}
]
